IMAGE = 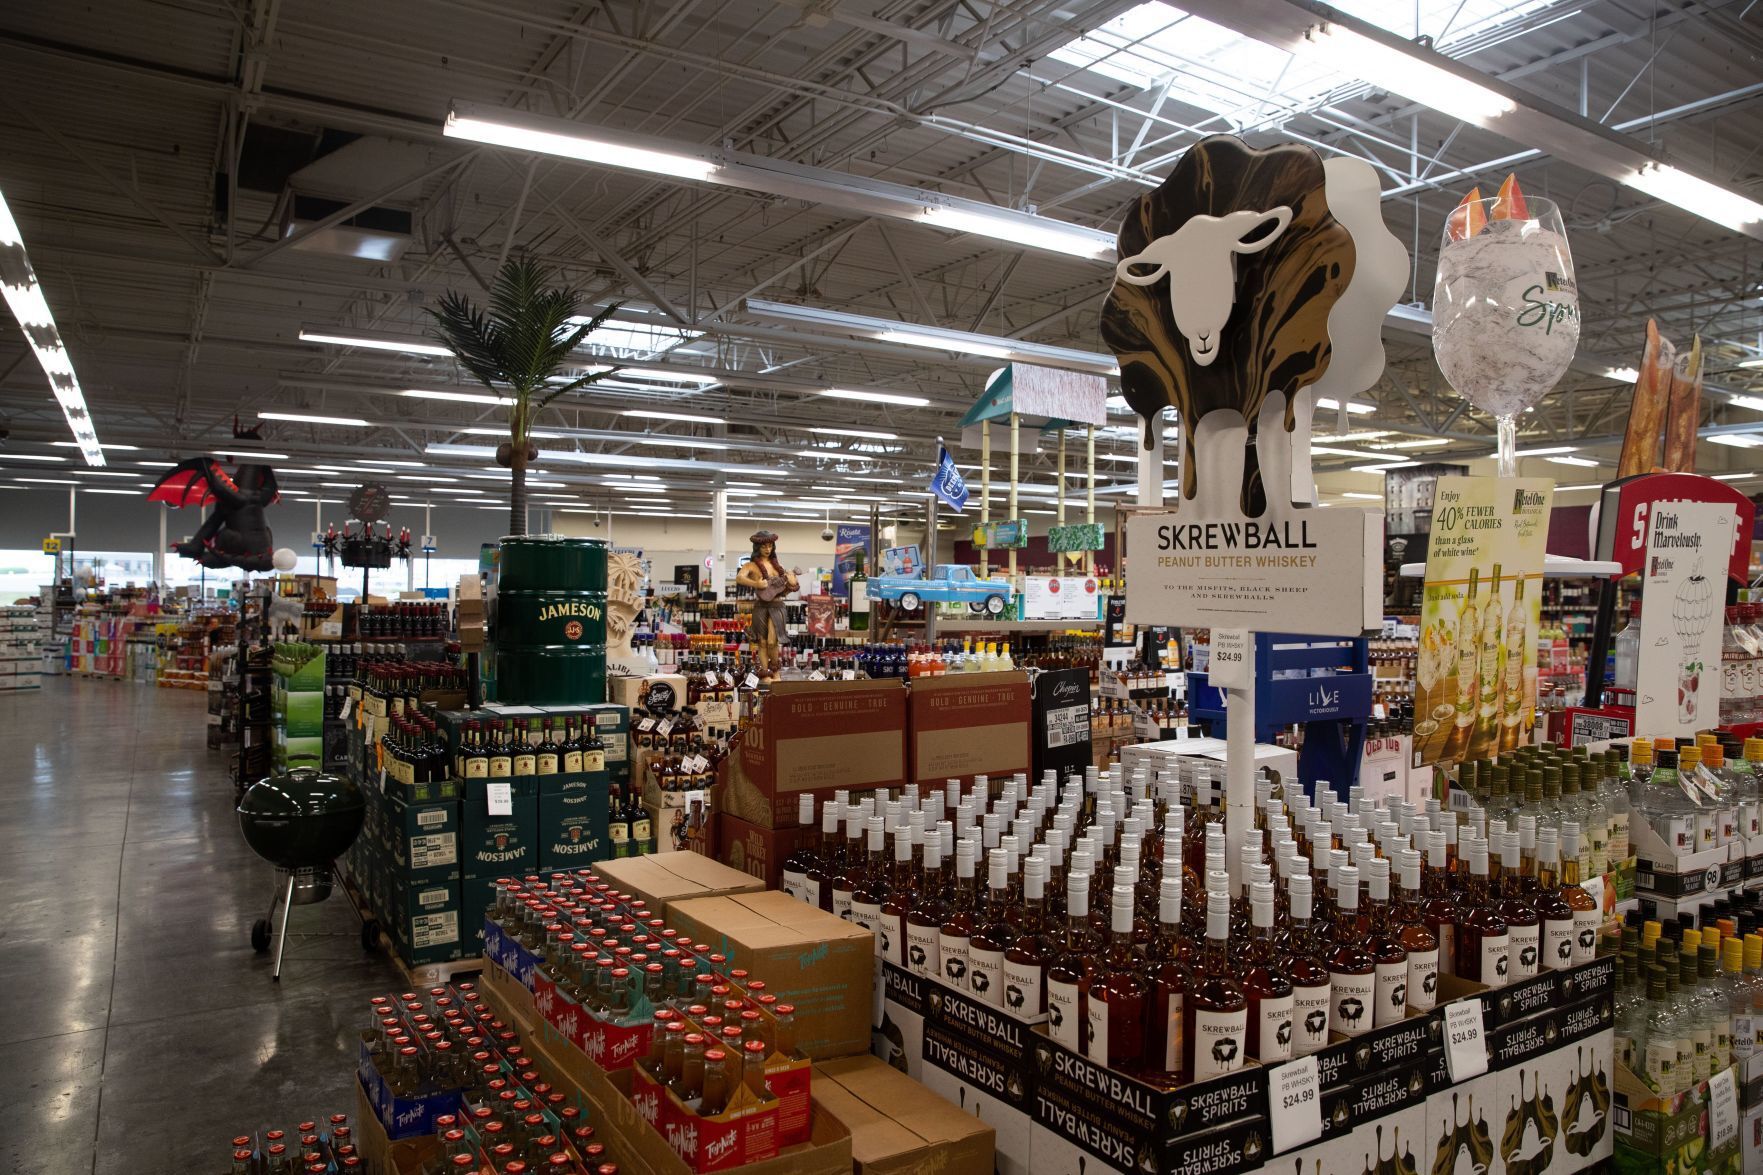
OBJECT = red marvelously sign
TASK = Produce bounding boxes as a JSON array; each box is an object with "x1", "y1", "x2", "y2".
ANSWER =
[{"x1": 1595, "y1": 472, "x2": 1755, "y2": 583}]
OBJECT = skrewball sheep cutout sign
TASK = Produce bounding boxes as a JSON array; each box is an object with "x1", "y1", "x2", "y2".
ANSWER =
[{"x1": 1115, "y1": 134, "x2": 1403, "y2": 639}]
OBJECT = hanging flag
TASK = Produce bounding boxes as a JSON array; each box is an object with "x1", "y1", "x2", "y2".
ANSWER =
[{"x1": 930, "y1": 444, "x2": 969, "y2": 513}]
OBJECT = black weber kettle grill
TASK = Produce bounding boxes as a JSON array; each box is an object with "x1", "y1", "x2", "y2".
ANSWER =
[{"x1": 236, "y1": 766, "x2": 372, "y2": 980}]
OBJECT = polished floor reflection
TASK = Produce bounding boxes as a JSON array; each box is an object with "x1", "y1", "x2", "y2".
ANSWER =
[{"x1": 0, "y1": 679, "x2": 401, "y2": 1175}]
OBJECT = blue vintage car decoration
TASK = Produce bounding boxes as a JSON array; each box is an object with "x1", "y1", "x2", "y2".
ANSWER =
[{"x1": 868, "y1": 563, "x2": 1014, "y2": 615}]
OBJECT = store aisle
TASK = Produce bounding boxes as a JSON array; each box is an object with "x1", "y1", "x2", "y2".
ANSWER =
[{"x1": 0, "y1": 679, "x2": 402, "y2": 1175}]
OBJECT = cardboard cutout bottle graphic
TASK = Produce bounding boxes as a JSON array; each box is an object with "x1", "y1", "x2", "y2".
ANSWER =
[
  {"x1": 1561, "y1": 1043, "x2": 1609, "y2": 1156},
  {"x1": 1431, "y1": 1091, "x2": 1493, "y2": 1175},
  {"x1": 1499, "y1": 1070, "x2": 1558, "y2": 1175}
]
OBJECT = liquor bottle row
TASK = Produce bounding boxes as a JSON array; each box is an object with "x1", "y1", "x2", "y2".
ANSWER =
[
  {"x1": 452, "y1": 718, "x2": 607, "y2": 781},
  {"x1": 359, "y1": 979, "x2": 617, "y2": 1175},
  {"x1": 326, "y1": 643, "x2": 423, "y2": 682},
  {"x1": 357, "y1": 600, "x2": 450, "y2": 640},
  {"x1": 777, "y1": 758, "x2": 1605, "y2": 1088},
  {"x1": 225, "y1": 1114, "x2": 357, "y2": 1174},
  {"x1": 1613, "y1": 920, "x2": 1763, "y2": 1098}
]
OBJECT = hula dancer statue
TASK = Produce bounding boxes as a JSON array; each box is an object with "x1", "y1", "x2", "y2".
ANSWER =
[{"x1": 735, "y1": 529, "x2": 798, "y2": 679}]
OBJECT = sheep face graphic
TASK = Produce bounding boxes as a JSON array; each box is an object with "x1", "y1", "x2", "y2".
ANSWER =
[
  {"x1": 1494, "y1": 953, "x2": 1510, "y2": 978},
  {"x1": 945, "y1": 957, "x2": 967, "y2": 983},
  {"x1": 1577, "y1": 928, "x2": 1597, "y2": 953},
  {"x1": 970, "y1": 969, "x2": 991, "y2": 995},
  {"x1": 1423, "y1": 971, "x2": 1439, "y2": 997},
  {"x1": 879, "y1": 930, "x2": 891, "y2": 958},
  {"x1": 1211, "y1": 1036, "x2": 1240, "y2": 1067},
  {"x1": 1338, "y1": 998, "x2": 1366, "y2": 1029},
  {"x1": 1391, "y1": 983, "x2": 1407, "y2": 1012},
  {"x1": 1304, "y1": 1009, "x2": 1328, "y2": 1037},
  {"x1": 1556, "y1": 938, "x2": 1574, "y2": 965},
  {"x1": 1276, "y1": 1019, "x2": 1293, "y2": 1047},
  {"x1": 1520, "y1": 945, "x2": 1539, "y2": 970},
  {"x1": 1005, "y1": 985, "x2": 1026, "y2": 1011},
  {"x1": 908, "y1": 944, "x2": 927, "y2": 969},
  {"x1": 1049, "y1": 1003, "x2": 1065, "y2": 1031}
]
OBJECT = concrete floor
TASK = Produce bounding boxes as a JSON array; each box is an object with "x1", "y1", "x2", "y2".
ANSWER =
[{"x1": 1, "y1": 678, "x2": 402, "y2": 1175}]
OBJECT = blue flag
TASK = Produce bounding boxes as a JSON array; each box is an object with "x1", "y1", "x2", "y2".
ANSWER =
[{"x1": 931, "y1": 445, "x2": 968, "y2": 513}]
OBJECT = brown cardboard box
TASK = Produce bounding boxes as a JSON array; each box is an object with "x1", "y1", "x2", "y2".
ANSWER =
[
  {"x1": 668, "y1": 890, "x2": 874, "y2": 1060},
  {"x1": 906, "y1": 670, "x2": 1031, "y2": 788},
  {"x1": 812, "y1": 1055, "x2": 996, "y2": 1174},
  {"x1": 591, "y1": 849, "x2": 763, "y2": 916},
  {"x1": 720, "y1": 679, "x2": 907, "y2": 828},
  {"x1": 717, "y1": 811, "x2": 812, "y2": 891},
  {"x1": 610, "y1": 673, "x2": 690, "y2": 714}
]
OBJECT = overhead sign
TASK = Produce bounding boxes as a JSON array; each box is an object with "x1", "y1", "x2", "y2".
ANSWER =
[
  {"x1": 1048, "y1": 522, "x2": 1105, "y2": 554},
  {"x1": 971, "y1": 519, "x2": 1029, "y2": 549},
  {"x1": 1596, "y1": 472, "x2": 1754, "y2": 583},
  {"x1": 1022, "y1": 575, "x2": 1101, "y2": 621}
]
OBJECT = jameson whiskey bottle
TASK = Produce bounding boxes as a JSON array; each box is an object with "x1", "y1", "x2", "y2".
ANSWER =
[
  {"x1": 1280, "y1": 875, "x2": 1333, "y2": 1056},
  {"x1": 1479, "y1": 563, "x2": 1504, "y2": 719},
  {"x1": 560, "y1": 719, "x2": 584, "y2": 775},
  {"x1": 1504, "y1": 574, "x2": 1529, "y2": 727},
  {"x1": 607, "y1": 784, "x2": 632, "y2": 856},
  {"x1": 536, "y1": 719, "x2": 560, "y2": 776},
  {"x1": 1183, "y1": 890, "x2": 1248, "y2": 1080},
  {"x1": 1455, "y1": 569, "x2": 1482, "y2": 728},
  {"x1": 629, "y1": 790, "x2": 653, "y2": 856},
  {"x1": 487, "y1": 720, "x2": 513, "y2": 778},
  {"x1": 1046, "y1": 869, "x2": 1097, "y2": 1052},
  {"x1": 1394, "y1": 850, "x2": 1440, "y2": 1014},
  {"x1": 512, "y1": 722, "x2": 537, "y2": 778}
]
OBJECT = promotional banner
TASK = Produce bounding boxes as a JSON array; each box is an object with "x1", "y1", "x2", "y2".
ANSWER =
[
  {"x1": 1635, "y1": 499, "x2": 1735, "y2": 739},
  {"x1": 930, "y1": 446, "x2": 968, "y2": 512},
  {"x1": 1413, "y1": 477, "x2": 1554, "y2": 767},
  {"x1": 1022, "y1": 575, "x2": 1102, "y2": 621},
  {"x1": 804, "y1": 594, "x2": 838, "y2": 639},
  {"x1": 831, "y1": 523, "x2": 870, "y2": 593}
]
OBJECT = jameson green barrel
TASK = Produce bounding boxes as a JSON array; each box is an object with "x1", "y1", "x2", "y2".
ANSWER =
[{"x1": 493, "y1": 536, "x2": 608, "y2": 704}]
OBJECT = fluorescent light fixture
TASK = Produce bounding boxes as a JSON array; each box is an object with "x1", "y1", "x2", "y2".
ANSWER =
[
  {"x1": 73, "y1": 470, "x2": 140, "y2": 478},
  {"x1": 1605, "y1": 367, "x2": 1640, "y2": 383},
  {"x1": 621, "y1": 409, "x2": 726, "y2": 425},
  {"x1": 50, "y1": 441, "x2": 137, "y2": 451},
  {"x1": 1547, "y1": 455, "x2": 1600, "y2": 467},
  {"x1": 445, "y1": 102, "x2": 719, "y2": 182},
  {"x1": 1340, "y1": 492, "x2": 1384, "y2": 500},
  {"x1": 604, "y1": 474, "x2": 663, "y2": 482},
  {"x1": 135, "y1": 460, "x2": 176, "y2": 467},
  {"x1": 1373, "y1": 438, "x2": 1451, "y2": 449},
  {"x1": 798, "y1": 449, "x2": 874, "y2": 461},
  {"x1": 460, "y1": 426, "x2": 566, "y2": 439},
  {"x1": 1312, "y1": 446, "x2": 1405, "y2": 461},
  {"x1": 214, "y1": 450, "x2": 290, "y2": 460},
  {"x1": 1314, "y1": 398, "x2": 1376, "y2": 414},
  {"x1": 0, "y1": 189, "x2": 105, "y2": 465},
  {"x1": 1303, "y1": 22, "x2": 1516, "y2": 125},
  {"x1": 724, "y1": 488, "x2": 782, "y2": 496},
  {"x1": 589, "y1": 365, "x2": 719, "y2": 386},
  {"x1": 1351, "y1": 463, "x2": 1419, "y2": 473},
  {"x1": 259, "y1": 411, "x2": 370, "y2": 427},
  {"x1": 1714, "y1": 472, "x2": 1759, "y2": 481},
  {"x1": 807, "y1": 427, "x2": 897, "y2": 441},
  {"x1": 356, "y1": 459, "x2": 428, "y2": 467},
  {"x1": 3, "y1": 453, "x2": 68, "y2": 463},
  {"x1": 1514, "y1": 446, "x2": 1577, "y2": 458},
  {"x1": 749, "y1": 299, "x2": 1119, "y2": 376},
  {"x1": 403, "y1": 389, "x2": 516, "y2": 407},
  {"x1": 1739, "y1": 358, "x2": 1763, "y2": 370},
  {"x1": 397, "y1": 474, "x2": 461, "y2": 483},
  {"x1": 1729, "y1": 396, "x2": 1763, "y2": 412},
  {"x1": 299, "y1": 328, "x2": 451, "y2": 357},
  {"x1": 81, "y1": 487, "x2": 142, "y2": 495},
  {"x1": 917, "y1": 204, "x2": 1113, "y2": 260},
  {"x1": 631, "y1": 436, "x2": 729, "y2": 450},
  {"x1": 718, "y1": 465, "x2": 789, "y2": 478},
  {"x1": 1708, "y1": 434, "x2": 1763, "y2": 448},
  {"x1": 818, "y1": 388, "x2": 930, "y2": 407},
  {"x1": 1626, "y1": 162, "x2": 1763, "y2": 232},
  {"x1": 16, "y1": 477, "x2": 78, "y2": 484}
]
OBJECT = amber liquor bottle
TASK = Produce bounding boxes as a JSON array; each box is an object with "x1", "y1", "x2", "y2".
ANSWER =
[
  {"x1": 802, "y1": 801, "x2": 843, "y2": 914},
  {"x1": 1453, "y1": 838, "x2": 1510, "y2": 988},
  {"x1": 1088, "y1": 885, "x2": 1150, "y2": 1071},
  {"x1": 1495, "y1": 831, "x2": 1540, "y2": 981},
  {"x1": 1241, "y1": 881, "x2": 1295, "y2": 1062},
  {"x1": 878, "y1": 828, "x2": 918, "y2": 968},
  {"x1": 1183, "y1": 890, "x2": 1248, "y2": 1080},
  {"x1": 829, "y1": 806, "x2": 868, "y2": 921},
  {"x1": 1142, "y1": 874, "x2": 1189, "y2": 1082},
  {"x1": 848, "y1": 817, "x2": 890, "y2": 955},
  {"x1": 1280, "y1": 875, "x2": 1332, "y2": 1056},
  {"x1": 1362, "y1": 859, "x2": 1410, "y2": 1028},
  {"x1": 1558, "y1": 822, "x2": 1602, "y2": 965},
  {"x1": 1002, "y1": 857, "x2": 1055, "y2": 1019},
  {"x1": 1421, "y1": 830, "x2": 1460, "y2": 977},
  {"x1": 1533, "y1": 828, "x2": 1575, "y2": 972},
  {"x1": 1046, "y1": 869, "x2": 1098, "y2": 1053},
  {"x1": 937, "y1": 839, "x2": 981, "y2": 991},
  {"x1": 780, "y1": 795, "x2": 820, "y2": 905},
  {"x1": 904, "y1": 826, "x2": 950, "y2": 980},
  {"x1": 1326, "y1": 865, "x2": 1377, "y2": 1038},
  {"x1": 969, "y1": 849, "x2": 1017, "y2": 1008},
  {"x1": 1393, "y1": 850, "x2": 1440, "y2": 1014}
]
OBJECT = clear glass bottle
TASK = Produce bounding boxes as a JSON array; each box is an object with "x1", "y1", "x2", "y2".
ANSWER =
[
  {"x1": 1002, "y1": 857, "x2": 1054, "y2": 1020},
  {"x1": 1613, "y1": 599, "x2": 1642, "y2": 693},
  {"x1": 1639, "y1": 965, "x2": 1681, "y2": 1094},
  {"x1": 1242, "y1": 881, "x2": 1295, "y2": 1060},
  {"x1": 1478, "y1": 563, "x2": 1504, "y2": 720},
  {"x1": 968, "y1": 849, "x2": 1016, "y2": 1008},
  {"x1": 1455, "y1": 568, "x2": 1482, "y2": 730},
  {"x1": 1558, "y1": 823, "x2": 1601, "y2": 966},
  {"x1": 1046, "y1": 870, "x2": 1098, "y2": 1053},
  {"x1": 936, "y1": 839, "x2": 980, "y2": 990},
  {"x1": 1495, "y1": 831, "x2": 1541, "y2": 982},
  {"x1": 1327, "y1": 866, "x2": 1377, "y2": 1037},
  {"x1": 1362, "y1": 860, "x2": 1410, "y2": 1028},
  {"x1": 1453, "y1": 838, "x2": 1510, "y2": 988}
]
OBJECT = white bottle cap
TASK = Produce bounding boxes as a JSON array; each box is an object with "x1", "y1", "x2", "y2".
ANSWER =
[
  {"x1": 1366, "y1": 857, "x2": 1390, "y2": 902},
  {"x1": 1289, "y1": 874, "x2": 1314, "y2": 920},
  {"x1": 987, "y1": 848, "x2": 1008, "y2": 892},
  {"x1": 1111, "y1": 884, "x2": 1135, "y2": 933},
  {"x1": 1024, "y1": 857, "x2": 1046, "y2": 902},
  {"x1": 798, "y1": 794, "x2": 816, "y2": 826},
  {"x1": 1160, "y1": 876, "x2": 1181, "y2": 925},
  {"x1": 1207, "y1": 890, "x2": 1231, "y2": 940},
  {"x1": 923, "y1": 832, "x2": 943, "y2": 871},
  {"x1": 894, "y1": 827, "x2": 912, "y2": 862},
  {"x1": 1207, "y1": 867, "x2": 1231, "y2": 896},
  {"x1": 867, "y1": 816, "x2": 885, "y2": 851},
  {"x1": 1068, "y1": 871, "x2": 1090, "y2": 918},
  {"x1": 1251, "y1": 882, "x2": 1276, "y2": 928},
  {"x1": 821, "y1": 803, "x2": 840, "y2": 835},
  {"x1": 1336, "y1": 865, "x2": 1360, "y2": 910},
  {"x1": 1561, "y1": 821, "x2": 1581, "y2": 858},
  {"x1": 1427, "y1": 830, "x2": 1448, "y2": 868},
  {"x1": 1397, "y1": 849, "x2": 1422, "y2": 893},
  {"x1": 1468, "y1": 838, "x2": 1489, "y2": 876},
  {"x1": 955, "y1": 837, "x2": 977, "y2": 878}
]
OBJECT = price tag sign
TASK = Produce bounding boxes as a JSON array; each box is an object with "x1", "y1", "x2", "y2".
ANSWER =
[
  {"x1": 339, "y1": 697, "x2": 353, "y2": 721},
  {"x1": 1443, "y1": 998, "x2": 1490, "y2": 1081},
  {"x1": 840, "y1": 669, "x2": 857, "y2": 681},
  {"x1": 808, "y1": 670, "x2": 826, "y2": 681},
  {"x1": 1269, "y1": 1056, "x2": 1323, "y2": 1154},
  {"x1": 638, "y1": 717, "x2": 656, "y2": 732},
  {"x1": 657, "y1": 718, "x2": 673, "y2": 736},
  {"x1": 1710, "y1": 1066, "x2": 1740, "y2": 1152},
  {"x1": 378, "y1": 766, "x2": 388, "y2": 793},
  {"x1": 743, "y1": 672, "x2": 759, "y2": 690},
  {"x1": 1209, "y1": 628, "x2": 1251, "y2": 690},
  {"x1": 487, "y1": 781, "x2": 514, "y2": 816}
]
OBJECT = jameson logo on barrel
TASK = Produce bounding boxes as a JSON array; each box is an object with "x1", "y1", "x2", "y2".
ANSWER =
[{"x1": 535, "y1": 599, "x2": 604, "y2": 625}]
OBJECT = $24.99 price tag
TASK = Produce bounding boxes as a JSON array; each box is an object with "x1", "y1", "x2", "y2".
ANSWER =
[
  {"x1": 1444, "y1": 998, "x2": 1489, "y2": 1081},
  {"x1": 1269, "y1": 1056, "x2": 1322, "y2": 1154}
]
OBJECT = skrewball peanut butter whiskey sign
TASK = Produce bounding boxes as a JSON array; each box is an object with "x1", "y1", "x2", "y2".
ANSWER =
[
  {"x1": 1107, "y1": 136, "x2": 1402, "y2": 640},
  {"x1": 1413, "y1": 476, "x2": 1553, "y2": 766}
]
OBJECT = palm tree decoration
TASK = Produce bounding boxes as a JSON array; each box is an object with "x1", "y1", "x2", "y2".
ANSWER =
[{"x1": 427, "y1": 258, "x2": 621, "y2": 535}]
